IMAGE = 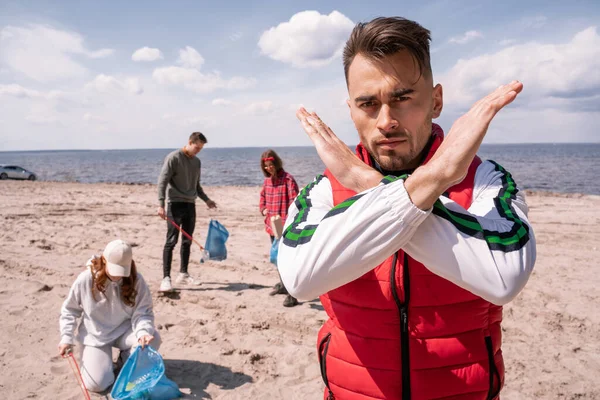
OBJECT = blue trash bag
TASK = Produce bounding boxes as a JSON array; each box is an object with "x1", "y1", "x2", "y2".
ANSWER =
[
  {"x1": 204, "y1": 219, "x2": 229, "y2": 261},
  {"x1": 111, "y1": 346, "x2": 182, "y2": 400},
  {"x1": 270, "y1": 238, "x2": 279, "y2": 265}
]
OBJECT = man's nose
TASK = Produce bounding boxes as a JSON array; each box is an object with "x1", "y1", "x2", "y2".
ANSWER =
[{"x1": 376, "y1": 104, "x2": 399, "y2": 132}]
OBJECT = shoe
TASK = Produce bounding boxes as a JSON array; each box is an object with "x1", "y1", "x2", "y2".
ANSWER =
[
  {"x1": 114, "y1": 350, "x2": 128, "y2": 373},
  {"x1": 175, "y1": 272, "x2": 201, "y2": 286},
  {"x1": 283, "y1": 295, "x2": 299, "y2": 307},
  {"x1": 159, "y1": 277, "x2": 173, "y2": 292},
  {"x1": 269, "y1": 282, "x2": 288, "y2": 296}
]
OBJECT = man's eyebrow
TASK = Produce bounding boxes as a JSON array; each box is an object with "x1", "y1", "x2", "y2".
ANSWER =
[
  {"x1": 354, "y1": 88, "x2": 415, "y2": 103},
  {"x1": 354, "y1": 94, "x2": 377, "y2": 103},
  {"x1": 391, "y1": 88, "x2": 415, "y2": 97}
]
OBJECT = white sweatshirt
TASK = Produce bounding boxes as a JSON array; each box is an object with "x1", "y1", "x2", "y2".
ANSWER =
[
  {"x1": 277, "y1": 160, "x2": 536, "y2": 305},
  {"x1": 59, "y1": 269, "x2": 156, "y2": 346}
]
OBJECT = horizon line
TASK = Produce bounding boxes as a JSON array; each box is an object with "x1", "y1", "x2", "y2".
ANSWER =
[{"x1": 2, "y1": 141, "x2": 600, "y2": 153}]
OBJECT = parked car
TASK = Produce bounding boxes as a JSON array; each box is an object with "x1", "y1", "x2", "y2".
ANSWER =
[{"x1": 0, "y1": 165, "x2": 37, "y2": 181}]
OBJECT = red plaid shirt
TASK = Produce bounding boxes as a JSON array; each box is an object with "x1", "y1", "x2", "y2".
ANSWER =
[{"x1": 259, "y1": 169, "x2": 299, "y2": 236}]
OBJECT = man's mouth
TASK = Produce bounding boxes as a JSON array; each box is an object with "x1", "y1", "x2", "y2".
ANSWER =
[{"x1": 376, "y1": 138, "x2": 407, "y2": 150}]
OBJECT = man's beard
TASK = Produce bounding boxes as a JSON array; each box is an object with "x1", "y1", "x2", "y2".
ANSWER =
[{"x1": 368, "y1": 122, "x2": 432, "y2": 172}]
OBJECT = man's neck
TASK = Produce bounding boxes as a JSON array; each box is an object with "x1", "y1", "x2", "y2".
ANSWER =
[{"x1": 182, "y1": 146, "x2": 194, "y2": 158}]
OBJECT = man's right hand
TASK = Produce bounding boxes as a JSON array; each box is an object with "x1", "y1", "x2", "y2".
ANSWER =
[
  {"x1": 59, "y1": 343, "x2": 73, "y2": 357},
  {"x1": 296, "y1": 107, "x2": 383, "y2": 193},
  {"x1": 157, "y1": 206, "x2": 166, "y2": 219},
  {"x1": 406, "y1": 81, "x2": 524, "y2": 210}
]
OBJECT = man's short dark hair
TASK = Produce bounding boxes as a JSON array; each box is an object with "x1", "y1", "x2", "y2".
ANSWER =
[
  {"x1": 343, "y1": 17, "x2": 432, "y2": 84},
  {"x1": 189, "y1": 132, "x2": 207, "y2": 144}
]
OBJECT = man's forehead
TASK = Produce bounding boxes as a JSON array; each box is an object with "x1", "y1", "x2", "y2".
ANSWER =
[{"x1": 347, "y1": 51, "x2": 424, "y2": 93}]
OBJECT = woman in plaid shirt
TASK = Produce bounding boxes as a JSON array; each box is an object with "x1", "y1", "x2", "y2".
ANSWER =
[{"x1": 259, "y1": 149, "x2": 300, "y2": 307}]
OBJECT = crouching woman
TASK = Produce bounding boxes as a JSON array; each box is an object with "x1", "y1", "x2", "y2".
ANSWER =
[{"x1": 58, "y1": 239, "x2": 161, "y2": 393}]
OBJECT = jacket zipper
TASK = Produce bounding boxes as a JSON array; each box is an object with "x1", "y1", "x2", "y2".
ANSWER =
[
  {"x1": 484, "y1": 333, "x2": 501, "y2": 399},
  {"x1": 318, "y1": 333, "x2": 334, "y2": 399},
  {"x1": 390, "y1": 252, "x2": 411, "y2": 400}
]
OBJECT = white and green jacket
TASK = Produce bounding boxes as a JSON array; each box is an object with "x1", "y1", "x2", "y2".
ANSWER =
[{"x1": 277, "y1": 160, "x2": 536, "y2": 305}]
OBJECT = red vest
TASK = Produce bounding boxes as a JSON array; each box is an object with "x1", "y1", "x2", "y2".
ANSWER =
[{"x1": 318, "y1": 126, "x2": 503, "y2": 400}]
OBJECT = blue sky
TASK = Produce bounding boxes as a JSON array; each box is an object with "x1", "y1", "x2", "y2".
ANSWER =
[{"x1": 1, "y1": 0, "x2": 598, "y2": 150}]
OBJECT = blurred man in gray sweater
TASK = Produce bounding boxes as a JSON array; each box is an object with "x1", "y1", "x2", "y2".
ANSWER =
[{"x1": 157, "y1": 132, "x2": 217, "y2": 292}]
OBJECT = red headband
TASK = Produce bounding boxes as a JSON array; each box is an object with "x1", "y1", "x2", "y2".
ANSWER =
[{"x1": 263, "y1": 157, "x2": 275, "y2": 162}]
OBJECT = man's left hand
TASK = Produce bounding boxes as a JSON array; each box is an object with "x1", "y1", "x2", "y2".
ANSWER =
[{"x1": 206, "y1": 200, "x2": 217, "y2": 209}]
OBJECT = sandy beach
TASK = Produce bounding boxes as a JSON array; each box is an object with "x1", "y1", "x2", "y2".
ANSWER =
[{"x1": 0, "y1": 180, "x2": 599, "y2": 400}]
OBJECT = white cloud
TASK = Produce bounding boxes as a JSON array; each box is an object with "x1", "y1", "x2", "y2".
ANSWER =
[
  {"x1": 132, "y1": 47, "x2": 163, "y2": 62},
  {"x1": 0, "y1": 83, "x2": 42, "y2": 98},
  {"x1": 0, "y1": 24, "x2": 113, "y2": 82},
  {"x1": 85, "y1": 74, "x2": 144, "y2": 95},
  {"x1": 448, "y1": 30, "x2": 483, "y2": 44},
  {"x1": 153, "y1": 66, "x2": 256, "y2": 94},
  {"x1": 0, "y1": 83, "x2": 73, "y2": 102},
  {"x1": 440, "y1": 26, "x2": 600, "y2": 111},
  {"x1": 258, "y1": 10, "x2": 354, "y2": 68},
  {"x1": 243, "y1": 100, "x2": 273, "y2": 115},
  {"x1": 124, "y1": 78, "x2": 144, "y2": 95},
  {"x1": 152, "y1": 45, "x2": 255, "y2": 93},
  {"x1": 212, "y1": 98, "x2": 233, "y2": 106},
  {"x1": 177, "y1": 46, "x2": 204, "y2": 68}
]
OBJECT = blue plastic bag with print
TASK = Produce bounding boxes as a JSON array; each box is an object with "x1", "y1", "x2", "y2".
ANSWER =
[
  {"x1": 204, "y1": 219, "x2": 229, "y2": 261},
  {"x1": 110, "y1": 346, "x2": 181, "y2": 400},
  {"x1": 269, "y1": 238, "x2": 279, "y2": 265}
]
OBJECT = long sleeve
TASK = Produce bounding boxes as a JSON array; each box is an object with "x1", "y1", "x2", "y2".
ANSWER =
[
  {"x1": 277, "y1": 161, "x2": 535, "y2": 305},
  {"x1": 59, "y1": 277, "x2": 84, "y2": 345},
  {"x1": 277, "y1": 174, "x2": 430, "y2": 300},
  {"x1": 157, "y1": 154, "x2": 176, "y2": 207},
  {"x1": 197, "y1": 181, "x2": 209, "y2": 202},
  {"x1": 259, "y1": 184, "x2": 267, "y2": 214},
  {"x1": 403, "y1": 160, "x2": 536, "y2": 305},
  {"x1": 286, "y1": 175, "x2": 299, "y2": 207},
  {"x1": 131, "y1": 274, "x2": 156, "y2": 339},
  {"x1": 196, "y1": 159, "x2": 210, "y2": 202}
]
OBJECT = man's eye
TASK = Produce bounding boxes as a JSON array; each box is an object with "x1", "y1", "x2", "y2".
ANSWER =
[
  {"x1": 394, "y1": 96, "x2": 410, "y2": 102},
  {"x1": 359, "y1": 101, "x2": 375, "y2": 108}
]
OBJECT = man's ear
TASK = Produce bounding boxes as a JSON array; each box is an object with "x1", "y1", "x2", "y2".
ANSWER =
[
  {"x1": 347, "y1": 98, "x2": 355, "y2": 122},
  {"x1": 432, "y1": 84, "x2": 443, "y2": 119}
]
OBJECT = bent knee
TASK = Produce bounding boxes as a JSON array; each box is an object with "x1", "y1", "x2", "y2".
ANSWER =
[{"x1": 82, "y1": 369, "x2": 114, "y2": 393}]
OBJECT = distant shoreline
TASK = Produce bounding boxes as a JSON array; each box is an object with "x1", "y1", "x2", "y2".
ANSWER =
[
  {"x1": 2, "y1": 179, "x2": 598, "y2": 198},
  {"x1": 2, "y1": 142, "x2": 600, "y2": 153}
]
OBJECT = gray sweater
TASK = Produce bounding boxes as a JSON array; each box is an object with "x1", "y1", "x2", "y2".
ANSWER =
[
  {"x1": 157, "y1": 149, "x2": 209, "y2": 207},
  {"x1": 59, "y1": 269, "x2": 155, "y2": 347}
]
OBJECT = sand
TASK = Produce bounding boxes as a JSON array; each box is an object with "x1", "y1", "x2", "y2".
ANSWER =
[{"x1": 0, "y1": 180, "x2": 599, "y2": 399}]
